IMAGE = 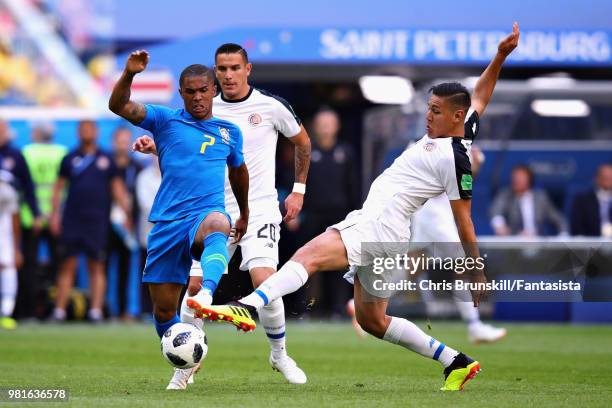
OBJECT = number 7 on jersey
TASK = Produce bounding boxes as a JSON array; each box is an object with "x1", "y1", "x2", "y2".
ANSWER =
[{"x1": 200, "y1": 135, "x2": 215, "y2": 154}]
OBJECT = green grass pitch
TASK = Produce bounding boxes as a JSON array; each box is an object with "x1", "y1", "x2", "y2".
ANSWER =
[{"x1": 1, "y1": 322, "x2": 611, "y2": 407}]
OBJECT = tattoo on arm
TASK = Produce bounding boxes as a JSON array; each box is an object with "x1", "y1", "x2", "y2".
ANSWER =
[
  {"x1": 128, "y1": 103, "x2": 146, "y2": 122},
  {"x1": 294, "y1": 142, "x2": 311, "y2": 184},
  {"x1": 109, "y1": 72, "x2": 145, "y2": 124}
]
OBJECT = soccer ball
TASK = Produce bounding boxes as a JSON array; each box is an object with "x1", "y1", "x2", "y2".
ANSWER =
[{"x1": 161, "y1": 323, "x2": 208, "y2": 368}]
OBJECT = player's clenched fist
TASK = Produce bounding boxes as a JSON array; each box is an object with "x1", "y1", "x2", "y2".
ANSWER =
[
  {"x1": 132, "y1": 135, "x2": 157, "y2": 155},
  {"x1": 125, "y1": 50, "x2": 149, "y2": 74}
]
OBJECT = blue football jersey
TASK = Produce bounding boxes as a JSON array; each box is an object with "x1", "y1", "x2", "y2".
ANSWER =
[{"x1": 138, "y1": 104, "x2": 244, "y2": 221}]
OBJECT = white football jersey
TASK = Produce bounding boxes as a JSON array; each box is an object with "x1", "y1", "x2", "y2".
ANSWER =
[
  {"x1": 410, "y1": 108, "x2": 480, "y2": 234},
  {"x1": 213, "y1": 88, "x2": 302, "y2": 222},
  {"x1": 361, "y1": 109, "x2": 479, "y2": 237}
]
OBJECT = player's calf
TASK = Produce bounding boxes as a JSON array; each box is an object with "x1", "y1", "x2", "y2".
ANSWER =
[{"x1": 355, "y1": 309, "x2": 389, "y2": 338}]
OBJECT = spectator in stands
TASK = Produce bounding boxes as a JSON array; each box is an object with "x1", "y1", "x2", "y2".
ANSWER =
[
  {"x1": 300, "y1": 107, "x2": 360, "y2": 317},
  {"x1": 17, "y1": 122, "x2": 67, "y2": 319},
  {"x1": 0, "y1": 40, "x2": 37, "y2": 104},
  {"x1": 570, "y1": 164, "x2": 612, "y2": 237},
  {"x1": 107, "y1": 127, "x2": 142, "y2": 320},
  {"x1": 49, "y1": 120, "x2": 130, "y2": 322},
  {"x1": 490, "y1": 164, "x2": 568, "y2": 236},
  {"x1": 135, "y1": 157, "x2": 161, "y2": 316}
]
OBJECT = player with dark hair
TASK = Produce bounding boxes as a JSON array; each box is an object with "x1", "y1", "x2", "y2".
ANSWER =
[
  {"x1": 109, "y1": 50, "x2": 250, "y2": 389},
  {"x1": 133, "y1": 42, "x2": 312, "y2": 387},
  {"x1": 193, "y1": 23, "x2": 520, "y2": 391}
]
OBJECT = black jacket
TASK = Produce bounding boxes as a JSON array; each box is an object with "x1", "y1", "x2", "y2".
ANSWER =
[{"x1": 571, "y1": 190, "x2": 610, "y2": 236}]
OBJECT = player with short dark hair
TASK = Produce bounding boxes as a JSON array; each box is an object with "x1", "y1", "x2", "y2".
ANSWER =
[
  {"x1": 214, "y1": 42, "x2": 249, "y2": 64},
  {"x1": 109, "y1": 50, "x2": 250, "y2": 389},
  {"x1": 133, "y1": 42, "x2": 312, "y2": 387},
  {"x1": 193, "y1": 23, "x2": 520, "y2": 392}
]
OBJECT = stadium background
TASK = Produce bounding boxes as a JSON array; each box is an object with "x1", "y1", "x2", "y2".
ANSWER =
[
  {"x1": 0, "y1": 0, "x2": 612, "y2": 407},
  {"x1": 2, "y1": 0, "x2": 611, "y2": 321}
]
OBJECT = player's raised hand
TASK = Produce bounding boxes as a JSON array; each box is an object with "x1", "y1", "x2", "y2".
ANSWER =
[
  {"x1": 133, "y1": 135, "x2": 157, "y2": 155},
  {"x1": 125, "y1": 50, "x2": 149, "y2": 74},
  {"x1": 232, "y1": 216, "x2": 248, "y2": 243},
  {"x1": 284, "y1": 192, "x2": 304, "y2": 223},
  {"x1": 498, "y1": 22, "x2": 520, "y2": 57}
]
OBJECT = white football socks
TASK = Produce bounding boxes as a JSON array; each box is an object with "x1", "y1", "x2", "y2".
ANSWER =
[
  {"x1": 259, "y1": 298, "x2": 287, "y2": 359},
  {"x1": 240, "y1": 261, "x2": 309, "y2": 309},
  {"x1": 180, "y1": 292, "x2": 207, "y2": 331},
  {"x1": 383, "y1": 317, "x2": 458, "y2": 368}
]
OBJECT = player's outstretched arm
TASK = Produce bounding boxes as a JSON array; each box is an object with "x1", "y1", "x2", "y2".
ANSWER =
[
  {"x1": 284, "y1": 125, "x2": 311, "y2": 222},
  {"x1": 228, "y1": 163, "x2": 249, "y2": 242},
  {"x1": 471, "y1": 22, "x2": 520, "y2": 116},
  {"x1": 450, "y1": 198, "x2": 487, "y2": 307},
  {"x1": 109, "y1": 50, "x2": 149, "y2": 124}
]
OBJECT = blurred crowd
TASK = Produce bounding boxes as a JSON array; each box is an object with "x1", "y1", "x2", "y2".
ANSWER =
[
  {"x1": 0, "y1": 0, "x2": 115, "y2": 106},
  {"x1": 0, "y1": 110, "x2": 610, "y2": 326},
  {"x1": 490, "y1": 163, "x2": 611, "y2": 237}
]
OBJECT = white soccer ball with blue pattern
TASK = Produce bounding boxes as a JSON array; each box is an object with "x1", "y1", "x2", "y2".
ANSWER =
[{"x1": 161, "y1": 322, "x2": 207, "y2": 368}]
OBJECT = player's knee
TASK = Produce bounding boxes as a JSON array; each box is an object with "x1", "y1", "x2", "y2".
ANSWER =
[
  {"x1": 154, "y1": 299, "x2": 178, "y2": 322},
  {"x1": 199, "y1": 213, "x2": 230, "y2": 237},
  {"x1": 206, "y1": 218, "x2": 230, "y2": 234},
  {"x1": 193, "y1": 217, "x2": 230, "y2": 258},
  {"x1": 154, "y1": 307, "x2": 175, "y2": 322}
]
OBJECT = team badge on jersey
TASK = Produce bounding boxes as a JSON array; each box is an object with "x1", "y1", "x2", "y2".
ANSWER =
[
  {"x1": 424, "y1": 141, "x2": 436, "y2": 152},
  {"x1": 333, "y1": 147, "x2": 346, "y2": 163},
  {"x1": 97, "y1": 156, "x2": 110, "y2": 170},
  {"x1": 1, "y1": 157, "x2": 15, "y2": 171},
  {"x1": 219, "y1": 127, "x2": 230, "y2": 144},
  {"x1": 248, "y1": 113, "x2": 262, "y2": 126}
]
